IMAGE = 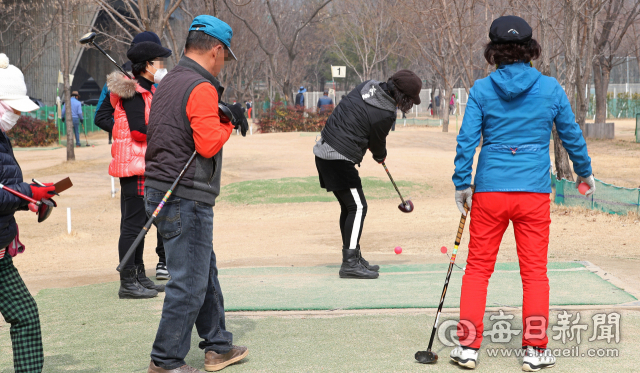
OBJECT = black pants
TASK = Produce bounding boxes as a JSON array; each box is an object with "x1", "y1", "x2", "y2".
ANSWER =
[
  {"x1": 119, "y1": 177, "x2": 165, "y2": 271},
  {"x1": 333, "y1": 188, "x2": 367, "y2": 250}
]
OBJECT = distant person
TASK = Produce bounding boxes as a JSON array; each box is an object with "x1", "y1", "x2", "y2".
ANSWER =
[
  {"x1": 317, "y1": 90, "x2": 333, "y2": 113},
  {"x1": 449, "y1": 93, "x2": 456, "y2": 114},
  {"x1": 295, "y1": 86, "x2": 306, "y2": 108},
  {"x1": 61, "y1": 91, "x2": 84, "y2": 147},
  {"x1": 313, "y1": 70, "x2": 422, "y2": 279},
  {"x1": 108, "y1": 32, "x2": 172, "y2": 299},
  {"x1": 428, "y1": 99, "x2": 433, "y2": 116},
  {"x1": 450, "y1": 15, "x2": 594, "y2": 371},
  {"x1": 246, "y1": 100, "x2": 252, "y2": 118}
]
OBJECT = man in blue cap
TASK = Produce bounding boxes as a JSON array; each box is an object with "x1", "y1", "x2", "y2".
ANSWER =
[
  {"x1": 144, "y1": 15, "x2": 248, "y2": 373},
  {"x1": 294, "y1": 86, "x2": 306, "y2": 108}
]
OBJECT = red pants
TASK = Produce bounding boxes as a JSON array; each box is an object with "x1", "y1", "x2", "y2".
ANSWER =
[
  {"x1": 247, "y1": 108, "x2": 252, "y2": 119},
  {"x1": 457, "y1": 192, "x2": 551, "y2": 349}
]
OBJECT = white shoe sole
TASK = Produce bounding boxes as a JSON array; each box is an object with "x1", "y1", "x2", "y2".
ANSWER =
[
  {"x1": 451, "y1": 356, "x2": 477, "y2": 369},
  {"x1": 522, "y1": 362, "x2": 555, "y2": 372}
]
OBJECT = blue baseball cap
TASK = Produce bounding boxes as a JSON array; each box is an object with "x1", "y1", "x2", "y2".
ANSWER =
[{"x1": 189, "y1": 15, "x2": 237, "y2": 61}]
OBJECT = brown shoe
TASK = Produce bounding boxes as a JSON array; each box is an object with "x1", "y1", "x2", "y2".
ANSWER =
[
  {"x1": 148, "y1": 360, "x2": 204, "y2": 373},
  {"x1": 204, "y1": 346, "x2": 249, "y2": 372}
]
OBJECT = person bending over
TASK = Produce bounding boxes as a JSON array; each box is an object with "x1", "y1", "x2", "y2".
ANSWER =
[{"x1": 313, "y1": 70, "x2": 422, "y2": 279}]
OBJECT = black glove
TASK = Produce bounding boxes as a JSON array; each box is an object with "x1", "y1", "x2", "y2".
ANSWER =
[{"x1": 225, "y1": 103, "x2": 249, "y2": 137}]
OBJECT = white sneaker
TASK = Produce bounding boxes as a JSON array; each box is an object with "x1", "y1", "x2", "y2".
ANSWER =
[
  {"x1": 450, "y1": 345, "x2": 478, "y2": 369},
  {"x1": 522, "y1": 346, "x2": 556, "y2": 372}
]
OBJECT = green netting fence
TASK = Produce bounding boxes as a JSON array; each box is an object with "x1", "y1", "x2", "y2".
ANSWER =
[
  {"x1": 22, "y1": 105, "x2": 100, "y2": 143},
  {"x1": 551, "y1": 173, "x2": 640, "y2": 215},
  {"x1": 636, "y1": 113, "x2": 639, "y2": 143}
]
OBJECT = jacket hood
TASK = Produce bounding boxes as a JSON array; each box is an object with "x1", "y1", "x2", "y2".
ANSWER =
[
  {"x1": 360, "y1": 80, "x2": 396, "y2": 112},
  {"x1": 490, "y1": 62, "x2": 542, "y2": 101},
  {"x1": 106, "y1": 71, "x2": 137, "y2": 99}
]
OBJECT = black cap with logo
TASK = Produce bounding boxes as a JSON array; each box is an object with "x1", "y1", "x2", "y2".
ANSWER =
[{"x1": 489, "y1": 16, "x2": 532, "y2": 44}]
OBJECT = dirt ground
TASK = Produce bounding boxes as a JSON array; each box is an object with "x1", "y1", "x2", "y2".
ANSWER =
[{"x1": 9, "y1": 118, "x2": 640, "y2": 299}]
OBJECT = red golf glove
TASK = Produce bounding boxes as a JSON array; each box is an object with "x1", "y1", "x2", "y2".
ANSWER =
[{"x1": 30, "y1": 183, "x2": 55, "y2": 201}]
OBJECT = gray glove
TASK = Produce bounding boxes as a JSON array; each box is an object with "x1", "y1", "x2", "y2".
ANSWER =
[
  {"x1": 455, "y1": 187, "x2": 473, "y2": 216},
  {"x1": 576, "y1": 174, "x2": 596, "y2": 196}
]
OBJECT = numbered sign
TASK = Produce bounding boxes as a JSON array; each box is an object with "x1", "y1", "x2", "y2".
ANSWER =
[{"x1": 331, "y1": 66, "x2": 346, "y2": 78}]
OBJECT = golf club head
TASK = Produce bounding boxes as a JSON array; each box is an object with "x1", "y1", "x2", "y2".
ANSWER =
[
  {"x1": 398, "y1": 199, "x2": 414, "y2": 213},
  {"x1": 415, "y1": 350, "x2": 438, "y2": 364},
  {"x1": 79, "y1": 32, "x2": 97, "y2": 45},
  {"x1": 37, "y1": 199, "x2": 56, "y2": 223}
]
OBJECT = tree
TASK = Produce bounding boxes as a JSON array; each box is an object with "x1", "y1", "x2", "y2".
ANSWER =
[
  {"x1": 94, "y1": 0, "x2": 184, "y2": 64},
  {"x1": 330, "y1": 0, "x2": 399, "y2": 83},
  {"x1": 57, "y1": 0, "x2": 75, "y2": 161},
  {"x1": 223, "y1": 0, "x2": 333, "y2": 104},
  {"x1": 591, "y1": 0, "x2": 640, "y2": 125}
]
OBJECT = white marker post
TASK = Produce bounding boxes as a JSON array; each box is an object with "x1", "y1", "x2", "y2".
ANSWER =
[
  {"x1": 67, "y1": 207, "x2": 71, "y2": 234},
  {"x1": 111, "y1": 176, "x2": 116, "y2": 198}
]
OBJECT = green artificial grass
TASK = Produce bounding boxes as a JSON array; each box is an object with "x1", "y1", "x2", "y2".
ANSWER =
[
  {"x1": 2, "y1": 296, "x2": 638, "y2": 372},
  {"x1": 219, "y1": 176, "x2": 430, "y2": 205}
]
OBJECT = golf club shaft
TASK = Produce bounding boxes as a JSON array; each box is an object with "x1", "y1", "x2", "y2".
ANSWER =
[
  {"x1": 0, "y1": 183, "x2": 39, "y2": 204},
  {"x1": 425, "y1": 191, "x2": 472, "y2": 351},
  {"x1": 117, "y1": 151, "x2": 198, "y2": 272},
  {"x1": 91, "y1": 42, "x2": 133, "y2": 79},
  {"x1": 381, "y1": 162, "x2": 407, "y2": 206},
  {"x1": 79, "y1": 119, "x2": 89, "y2": 145}
]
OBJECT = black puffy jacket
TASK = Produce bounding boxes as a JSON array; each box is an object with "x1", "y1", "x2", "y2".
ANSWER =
[
  {"x1": 321, "y1": 80, "x2": 397, "y2": 164},
  {"x1": 0, "y1": 131, "x2": 31, "y2": 250}
]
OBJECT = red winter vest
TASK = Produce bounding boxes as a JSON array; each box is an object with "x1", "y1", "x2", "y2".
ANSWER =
[{"x1": 108, "y1": 82, "x2": 155, "y2": 178}]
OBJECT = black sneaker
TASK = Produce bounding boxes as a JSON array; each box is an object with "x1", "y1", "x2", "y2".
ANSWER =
[{"x1": 156, "y1": 262, "x2": 171, "y2": 280}]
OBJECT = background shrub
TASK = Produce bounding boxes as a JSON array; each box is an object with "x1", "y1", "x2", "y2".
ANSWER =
[
  {"x1": 255, "y1": 103, "x2": 334, "y2": 133},
  {"x1": 8, "y1": 116, "x2": 58, "y2": 147}
]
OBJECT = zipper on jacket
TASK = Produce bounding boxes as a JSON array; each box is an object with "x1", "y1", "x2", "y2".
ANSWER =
[{"x1": 207, "y1": 158, "x2": 217, "y2": 187}]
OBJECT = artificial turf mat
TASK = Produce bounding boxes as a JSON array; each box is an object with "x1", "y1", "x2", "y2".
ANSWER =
[
  {"x1": 219, "y1": 176, "x2": 430, "y2": 205},
  {"x1": 2, "y1": 300, "x2": 639, "y2": 372}
]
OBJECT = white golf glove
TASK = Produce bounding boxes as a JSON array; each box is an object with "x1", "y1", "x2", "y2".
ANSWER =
[
  {"x1": 576, "y1": 174, "x2": 596, "y2": 196},
  {"x1": 455, "y1": 187, "x2": 473, "y2": 216}
]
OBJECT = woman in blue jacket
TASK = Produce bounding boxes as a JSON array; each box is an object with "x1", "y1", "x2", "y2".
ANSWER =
[{"x1": 450, "y1": 16, "x2": 594, "y2": 372}]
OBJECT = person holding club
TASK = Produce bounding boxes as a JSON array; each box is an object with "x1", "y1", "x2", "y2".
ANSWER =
[
  {"x1": 451, "y1": 16, "x2": 594, "y2": 371},
  {"x1": 0, "y1": 53, "x2": 56, "y2": 373},
  {"x1": 107, "y1": 32, "x2": 171, "y2": 299},
  {"x1": 313, "y1": 70, "x2": 422, "y2": 279},
  {"x1": 143, "y1": 15, "x2": 249, "y2": 373}
]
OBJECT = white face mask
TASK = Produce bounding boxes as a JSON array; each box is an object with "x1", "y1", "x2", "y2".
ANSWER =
[
  {"x1": 0, "y1": 110, "x2": 19, "y2": 132},
  {"x1": 148, "y1": 64, "x2": 168, "y2": 84}
]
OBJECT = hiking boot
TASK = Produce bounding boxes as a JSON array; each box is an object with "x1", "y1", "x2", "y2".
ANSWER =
[
  {"x1": 450, "y1": 345, "x2": 478, "y2": 369},
  {"x1": 148, "y1": 360, "x2": 204, "y2": 373},
  {"x1": 356, "y1": 245, "x2": 379, "y2": 272},
  {"x1": 136, "y1": 264, "x2": 165, "y2": 292},
  {"x1": 156, "y1": 262, "x2": 171, "y2": 280},
  {"x1": 339, "y1": 249, "x2": 379, "y2": 279},
  {"x1": 522, "y1": 346, "x2": 556, "y2": 372},
  {"x1": 204, "y1": 345, "x2": 249, "y2": 372},
  {"x1": 118, "y1": 267, "x2": 158, "y2": 299}
]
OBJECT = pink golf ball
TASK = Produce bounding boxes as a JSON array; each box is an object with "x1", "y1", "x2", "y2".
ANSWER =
[
  {"x1": 394, "y1": 246, "x2": 402, "y2": 254},
  {"x1": 441, "y1": 246, "x2": 447, "y2": 254},
  {"x1": 578, "y1": 182, "x2": 589, "y2": 195}
]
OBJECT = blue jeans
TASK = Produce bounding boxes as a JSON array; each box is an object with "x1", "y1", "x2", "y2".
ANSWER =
[
  {"x1": 145, "y1": 187, "x2": 233, "y2": 370},
  {"x1": 72, "y1": 117, "x2": 81, "y2": 146}
]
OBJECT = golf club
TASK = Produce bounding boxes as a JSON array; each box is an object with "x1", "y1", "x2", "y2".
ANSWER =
[
  {"x1": 381, "y1": 162, "x2": 414, "y2": 213},
  {"x1": 117, "y1": 150, "x2": 198, "y2": 272},
  {"x1": 79, "y1": 32, "x2": 133, "y2": 79},
  {"x1": 415, "y1": 186, "x2": 474, "y2": 364},
  {"x1": 79, "y1": 118, "x2": 90, "y2": 147},
  {"x1": 0, "y1": 183, "x2": 56, "y2": 223}
]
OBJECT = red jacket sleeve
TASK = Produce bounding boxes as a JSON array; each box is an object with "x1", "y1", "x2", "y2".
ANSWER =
[{"x1": 186, "y1": 83, "x2": 234, "y2": 158}]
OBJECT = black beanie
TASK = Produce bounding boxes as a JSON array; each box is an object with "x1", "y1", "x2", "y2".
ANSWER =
[{"x1": 126, "y1": 41, "x2": 172, "y2": 64}]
